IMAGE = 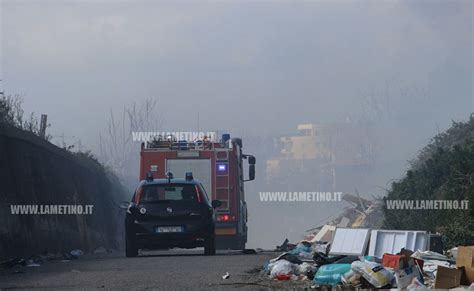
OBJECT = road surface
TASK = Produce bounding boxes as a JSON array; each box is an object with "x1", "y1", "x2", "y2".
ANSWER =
[{"x1": 0, "y1": 249, "x2": 282, "y2": 290}]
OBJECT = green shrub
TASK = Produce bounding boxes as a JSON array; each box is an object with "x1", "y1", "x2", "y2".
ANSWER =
[{"x1": 382, "y1": 114, "x2": 474, "y2": 249}]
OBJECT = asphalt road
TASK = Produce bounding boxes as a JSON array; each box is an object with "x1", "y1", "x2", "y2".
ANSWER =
[{"x1": 0, "y1": 249, "x2": 281, "y2": 290}]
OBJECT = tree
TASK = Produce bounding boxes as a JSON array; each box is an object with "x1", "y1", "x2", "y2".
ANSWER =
[
  {"x1": 382, "y1": 114, "x2": 474, "y2": 248},
  {"x1": 98, "y1": 98, "x2": 164, "y2": 185}
]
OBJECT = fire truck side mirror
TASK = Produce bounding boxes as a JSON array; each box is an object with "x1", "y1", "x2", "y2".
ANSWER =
[
  {"x1": 248, "y1": 156, "x2": 256, "y2": 165},
  {"x1": 211, "y1": 200, "x2": 222, "y2": 209},
  {"x1": 244, "y1": 155, "x2": 256, "y2": 182},
  {"x1": 248, "y1": 164, "x2": 255, "y2": 181}
]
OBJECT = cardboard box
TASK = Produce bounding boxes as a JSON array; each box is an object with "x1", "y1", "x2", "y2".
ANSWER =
[
  {"x1": 434, "y1": 266, "x2": 462, "y2": 289},
  {"x1": 456, "y1": 246, "x2": 474, "y2": 284}
]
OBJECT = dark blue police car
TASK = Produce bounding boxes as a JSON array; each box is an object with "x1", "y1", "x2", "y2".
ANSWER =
[{"x1": 121, "y1": 172, "x2": 222, "y2": 257}]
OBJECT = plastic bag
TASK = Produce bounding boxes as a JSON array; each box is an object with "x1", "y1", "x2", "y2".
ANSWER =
[
  {"x1": 263, "y1": 261, "x2": 273, "y2": 273},
  {"x1": 394, "y1": 266, "x2": 420, "y2": 288},
  {"x1": 314, "y1": 264, "x2": 352, "y2": 286},
  {"x1": 312, "y1": 242, "x2": 329, "y2": 254},
  {"x1": 341, "y1": 270, "x2": 361, "y2": 285},
  {"x1": 298, "y1": 262, "x2": 315, "y2": 274},
  {"x1": 351, "y1": 260, "x2": 394, "y2": 288},
  {"x1": 270, "y1": 259, "x2": 295, "y2": 278},
  {"x1": 289, "y1": 242, "x2": 312, "y2": 255}
]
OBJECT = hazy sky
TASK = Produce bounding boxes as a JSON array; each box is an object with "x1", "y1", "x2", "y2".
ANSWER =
[
  {"x1": 1, "y1": 0, "x2": 472, "y2": 149},
  {"x1": 1, "y1": 0, "x2": 473, "y2": 246}
]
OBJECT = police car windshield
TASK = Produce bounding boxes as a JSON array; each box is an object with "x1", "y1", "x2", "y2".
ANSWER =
[{"x1": 140, "y1": 183, "x2": 198, "y2": 203}]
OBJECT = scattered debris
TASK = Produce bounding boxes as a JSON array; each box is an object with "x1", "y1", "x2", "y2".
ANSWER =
[
  {"x1": 70, "y1": 249, "x2": 84, "y2": 259},
  {"x1": 94, "y1": 246, "x2": 107, "y2": 254},
  {"x1": 314, "y1": 264, "x2": 351, "y2": 286},
  {"x1": 276, "y1": 253, "x2": 303, "y2": 265},
  {"x1": 351, "y1": 258, "x2": 394, "y2": 288},
  {"x1": 258, "y1": 192, "x2": 474, "y2": 289},
  {"x1": 369, "y1": 230, "x2": 429, "y2": 258},
  {"x1": 434, "y1": 266, "x2": 462, "y2": 289},
  {"x1": 261, "y1": 222, "x2": 473, "y2": 289},
  {"x1": 1, "y1": 258, "x2": 26, "y2": 268},
  {"x1": 222, "y1": 272, "x2": 230, "y2": 280},
  {"x1": 329, "y1": 228, "x2": 370, "y2": 256},
  {"x1": 456, "y1": 246, "x2": 474, "y2": 284},
  {"x1": 1, "y1": 251, "x2": 80, "y2": 272},
  {"x1": 270, "y1": 260, "x2": 296, "y2": 280},
  {"x1": 276, "y1": 238, "x2": 295, "y2": 252},
  {"x1": 308, "y1": 225, "x2": 335, "y2": 243}
]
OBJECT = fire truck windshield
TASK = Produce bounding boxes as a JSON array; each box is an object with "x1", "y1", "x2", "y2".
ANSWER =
[{"x1": 139, "y1": 184, "x2": 198, "y2": 203}]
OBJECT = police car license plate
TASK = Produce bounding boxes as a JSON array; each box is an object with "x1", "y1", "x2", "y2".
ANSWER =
[{"x1": 156, "y1": 226, "x2": 184, "y2": 233}]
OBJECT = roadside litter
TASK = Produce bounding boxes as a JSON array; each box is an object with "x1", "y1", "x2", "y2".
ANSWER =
[
  {"x1": 261, "y1": 226, "x2": 474, "y2": 289},
  {"x1": 351, "y1": 258, "x2": 394, "y2": 288},
  {"x1": 26, "y1": 261, "x2": 41, "y2": 267},
  {"x1": 1, "y1": 258, "x2": 26, "y2": 268},
  {"x1": 1, "y1": 248, "x2": 93, "y2": 274},
  {"x1": 1, "y1": 256, "x2": 44, "y2": 269},
  {"x1": 270, "y1": 259, "x2": 297, "y2": 280},
  {"x1": 276, "y1": 238, "x2": 296, "y2": 252},
  {"x1": 222, "y1": 272, "x2": 230, "y2": 280},
  {"x1": 69, "y1": 249, "x2": 84, "y2": 259},
  {"x1": 313, "y1": 263, "x2": 351, "y2": 286}
]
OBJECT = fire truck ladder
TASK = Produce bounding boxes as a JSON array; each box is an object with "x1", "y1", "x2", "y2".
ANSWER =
[{"x1": 215, "y1": 150, "x2": 230, "y2": 210}]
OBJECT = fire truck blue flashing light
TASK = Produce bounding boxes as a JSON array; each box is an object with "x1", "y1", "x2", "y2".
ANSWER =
[{"x1": 185, "y1": 172, "x2": 194, "y2": 181}]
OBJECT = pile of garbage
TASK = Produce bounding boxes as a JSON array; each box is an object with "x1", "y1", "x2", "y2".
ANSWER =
[{"x1": 263, "y1": 228, "x2": 474, "y2": 289}]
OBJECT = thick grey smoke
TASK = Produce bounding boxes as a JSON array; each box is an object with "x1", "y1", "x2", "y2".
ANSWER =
[{"x1": 1, "y1": 0, "x2": 472, "y2": 247}]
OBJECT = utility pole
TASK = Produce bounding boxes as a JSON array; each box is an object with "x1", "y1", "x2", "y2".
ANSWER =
[{"x1": 39, "y1": 114, "x2": 48, "y2": 139}]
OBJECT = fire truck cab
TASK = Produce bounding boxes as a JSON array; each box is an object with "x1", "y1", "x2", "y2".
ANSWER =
[{"x1": 139, "y1": 134, "x2": 255, "y2": 250}]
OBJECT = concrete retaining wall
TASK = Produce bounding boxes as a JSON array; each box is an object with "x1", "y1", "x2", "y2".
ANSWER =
[{"x1": 0, "y1": 123, "x2": 128, "y2": 259}]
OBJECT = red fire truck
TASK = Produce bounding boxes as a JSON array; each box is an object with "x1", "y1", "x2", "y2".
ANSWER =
[{"x1": 139, "y1": 134, "x2": 256, "y2": 249}]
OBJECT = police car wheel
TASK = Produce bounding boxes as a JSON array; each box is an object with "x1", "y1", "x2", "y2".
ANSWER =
[
  {"x1": 125, "y1": 234, "x2": 138, "y2": 257},
  {"x1": 204, "y1": 235, "x2": 216, "y2": 256}
]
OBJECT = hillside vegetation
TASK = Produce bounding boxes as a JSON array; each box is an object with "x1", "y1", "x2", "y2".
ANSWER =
[{"x1": 383, "y1": 114, "x2": 474, "y2": 248}]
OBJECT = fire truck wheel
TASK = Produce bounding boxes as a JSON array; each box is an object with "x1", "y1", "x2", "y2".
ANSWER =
[
  {"x1": 237, "y1": 238, "x2": 246, "y2": 251},
  {"x1": 204, "y1": 235, "x2": 216, "y2": 256},
  {"x1": 125, "y1": 234, "x2": 138, "y2": 257}
]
